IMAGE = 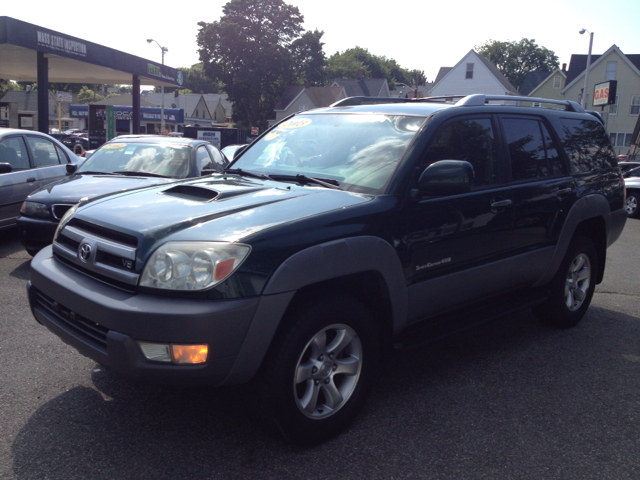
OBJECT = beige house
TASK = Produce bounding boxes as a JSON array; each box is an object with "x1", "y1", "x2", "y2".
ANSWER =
[{"x1": 562, "y1": 45, "x2": 640, "y2": 156}]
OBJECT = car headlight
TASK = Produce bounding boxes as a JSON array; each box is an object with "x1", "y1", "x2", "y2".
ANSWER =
[
  {"x1": 53, "y1": 203, "x2": 78, "y2": 241},
  {"x1": 20, "y1": 201, "x2": 51, "y2": 218},
  {"x1": 140, "y1": 242, "x2": 251, "y2": 291}
]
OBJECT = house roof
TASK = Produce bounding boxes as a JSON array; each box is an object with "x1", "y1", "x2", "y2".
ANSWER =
[
  {"x1": 563, "y1": 45, "x2": 640, "y2": 93},
  {"x1": 434, "y1": 67, "x2": 453, "y2": 84},
  {"x1": 274, "y1": 86, "x2": 346, "y2": 112},
  {"x1": 203, "y1": 93, "x2": 233, "y2": 117},
  {"x1": 1, "y1": 89, "x2": 77, "y2": 116},
  {"x1": 519, "y1": 71, "x2": 553, "y2": 95},
  {"x1": 331, "y1": 78, "x2": 388, "y2": 97},
  {"x1": 143, "y1": 93, "x2": 206, "y2": 117},
  {"x1": 88, "y1": 93, "x2": 156, "y2": 107}
]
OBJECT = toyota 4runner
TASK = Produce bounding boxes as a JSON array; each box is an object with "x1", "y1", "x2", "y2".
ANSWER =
[{"x1": 27, "y1": 94, "x2": 627, "y2": 445}]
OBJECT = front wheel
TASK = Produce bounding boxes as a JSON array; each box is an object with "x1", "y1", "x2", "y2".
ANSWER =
[
  {"x1": 626, "y1": 191, "x2": 639, "y2": 218},
  {"x1": 253, "y1": 293, "x2": 379, "y2": 445},
  {"x1": 533, "y1": 236, "x2": 597, "y2": 328}
]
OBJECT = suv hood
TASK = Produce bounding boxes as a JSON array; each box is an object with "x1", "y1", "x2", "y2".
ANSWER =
[
  {"x1": 70, "y1": 174, "x2": 372, "y2": 247},
  {"x1": 28, "y1": 173, "x2": 175, "y2": 206}
]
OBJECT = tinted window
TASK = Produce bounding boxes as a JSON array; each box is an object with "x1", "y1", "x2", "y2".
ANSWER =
[
  {"x1": 207, "y1": 145, "x2": 226, "y2": 166},
  {"x1": 503, "y1": 118, "x2": 565, "y2": 181},
  {"x1": 27, "y1": 136, "x2": 62, "y2": 167},
  {"x1": 560, "y1": 118, "x2": 616, "y2": 173},
  {"x1": 0, "y1": 136, "x2": 30, "y2": 171},
  {"x1": 423, "y1": 117, "x2": 498, "y2": 188}
]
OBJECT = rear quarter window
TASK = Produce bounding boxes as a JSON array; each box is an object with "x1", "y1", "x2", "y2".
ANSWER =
[{"x1": 559, "y1": 118, "x2": 616, "y2": 174}]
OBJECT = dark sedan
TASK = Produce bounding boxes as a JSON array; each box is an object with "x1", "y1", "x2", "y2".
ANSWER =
[{"x1": 17, "y1": 136, "x2": 227, "y2": 255}]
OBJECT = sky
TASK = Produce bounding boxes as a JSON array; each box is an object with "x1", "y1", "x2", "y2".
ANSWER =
[{"x1": 4, "y1": 0, "x2": 640, "y2": 85}]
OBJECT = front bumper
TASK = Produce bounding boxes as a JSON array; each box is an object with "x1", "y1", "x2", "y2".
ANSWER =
[
  {"x1": 16, "y1": 215, "x2": 58, "y2": 252},
  {"x1": 28, "y1": 246, "x2": 264, "y2": 387}
]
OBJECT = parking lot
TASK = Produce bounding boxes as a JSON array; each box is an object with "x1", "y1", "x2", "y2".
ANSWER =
[{"x1": 1, "y1": 220, "x2": 639, "y2": 479}]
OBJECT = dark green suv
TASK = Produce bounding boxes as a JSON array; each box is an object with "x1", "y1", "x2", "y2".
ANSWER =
[{"x1": 28, "y1": 94, "x2": 627, "y2": 445}]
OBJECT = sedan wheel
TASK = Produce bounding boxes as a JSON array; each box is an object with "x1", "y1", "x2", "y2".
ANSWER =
[{"x1": 626, "y1": 192, "x2": 639, "y2": 218}]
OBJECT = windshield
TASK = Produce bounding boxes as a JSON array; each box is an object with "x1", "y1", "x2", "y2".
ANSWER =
[
  {"x1": 77, "y1": 142, "x2": 191, "y2": 178},
  {"x1": 231, "y1": 113, "x2": 425, "y2": 193}
]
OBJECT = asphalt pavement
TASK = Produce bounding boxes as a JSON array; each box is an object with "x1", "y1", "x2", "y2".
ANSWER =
[{"x1": 0, "y1": 221, "x2": 639, "y2": 479}]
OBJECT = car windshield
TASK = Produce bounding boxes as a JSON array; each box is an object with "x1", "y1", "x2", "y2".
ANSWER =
[
  {"x1": 230, "y1": 113, "x2": 425, "y2": 194},
  {"x1": 77, "y1": 142, "x2": 191, "y2": 178}
]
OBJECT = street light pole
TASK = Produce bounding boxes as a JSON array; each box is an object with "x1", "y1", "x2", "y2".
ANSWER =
[
  {"x1": 579, "y1": 29, "x2": 594, "y2": 109},
  {"x1": 147, "y1": 38, "x2": 168, "y2": 134}
]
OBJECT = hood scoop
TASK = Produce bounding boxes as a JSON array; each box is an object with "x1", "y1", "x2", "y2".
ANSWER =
[
  {"x1": 161, "y1": 185, "x2": 220, "y2": 202},
  {"x1": 161, "y1": 184, "x2": 271, "y2": 202}
]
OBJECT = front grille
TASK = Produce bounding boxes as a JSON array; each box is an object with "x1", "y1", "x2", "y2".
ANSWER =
[
  {"x1": 53, "y1": 221, "x2": 140, "y2": 288},
  {"x1": 34, "y1": 289, "x2": 108, "y2": 352}
]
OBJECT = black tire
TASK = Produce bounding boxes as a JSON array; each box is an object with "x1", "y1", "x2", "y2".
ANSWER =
[
  {"x1": 533, "y1": 236, "x2": 597, "y2": 328},
  {"x1": 626, "y1": 191, "x2": 639, "y2": 218},
  {"x1": 73, "y1": 144, "x2": 84, "y2": 155},
  {"x1": 252, "y1": 293, "x2": 379, "y2": 445}
]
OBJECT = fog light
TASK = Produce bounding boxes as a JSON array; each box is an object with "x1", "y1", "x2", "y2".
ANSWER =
[
  {"x1": 171, "y1": 344, "x2": 208, "y2": 364},
  {"x1": 139, "y1": 342, "x2": 172, "y2": 362}
]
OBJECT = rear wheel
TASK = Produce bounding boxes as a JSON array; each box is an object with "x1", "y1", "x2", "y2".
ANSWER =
[
  {"x1": 626, "y1": 191, "x2": 639, "y2": 218},
  {"x1": 73, "y1": 144, "x2": 84, "y2": 155},
  {"x1": 533, "y1": 236, "x2": 597, "y2": 328},
  {"x1": 253, "y1": 293, "x2": 379, "y2": 445}
]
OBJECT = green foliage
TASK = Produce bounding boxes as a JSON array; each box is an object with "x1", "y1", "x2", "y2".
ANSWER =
[
  {"x1": 326, "y1": 47, "x2": 419, "y2": 90},
  {"x1": 291, "y1": 30, "x2": 327, "y2": 86},
  {"x1": 170, "y1": 63, "x2": 221, "y2": 94},
  {"x1": 0, "y1": 79, "x2": 23, "y2": 97},
  {"x1": 476, "y1": 38, "x2": 559, "y2": 90},
  {"x1": 197, "y1": 0, "x2": 310, "y2": 128},
  {"x1": 77, "y1": 86, "x2": 105, "y2": 104}
]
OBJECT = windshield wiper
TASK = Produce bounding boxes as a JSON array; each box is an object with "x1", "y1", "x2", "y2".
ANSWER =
[
  {"x1": 269, "y1": 174, "x2": 341, "y2": 190},
  {"x1": 224, "y1": 168, "x2": 273, "y2": 180},
  {"x1": 77, "y1": 170, "x2": 119, "y2": 175},
  {"x1": 112, "y1": 171, "x2": 170, "y2": 178}
]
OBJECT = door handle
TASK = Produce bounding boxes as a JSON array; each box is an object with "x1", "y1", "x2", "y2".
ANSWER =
[
  {"x1": 490, "y1": 199, "x2": 512, "y2": 208},
  {"x1": 26, "y1": 177, "x2": 36, "y2": 183},
  {"x1": 557, "y1": 187, "x2": 572, "y2": 198}
]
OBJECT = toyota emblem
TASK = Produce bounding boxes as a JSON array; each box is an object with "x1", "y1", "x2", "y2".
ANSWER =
[{"x1": 78, "y1": 243, "x2": 92, "y2": 263}]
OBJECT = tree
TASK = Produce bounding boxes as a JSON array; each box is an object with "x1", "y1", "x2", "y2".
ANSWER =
[
  {"x1": 476, "y1": 38, "x2": 559, "y2": 91},
  {"x1": 77, "y1": 86, "x2": 104, "y2": 104},
  {"x1": 326, "y1": 47, "x2": 418, "y2": 90},
  {"x1": 197, "y1": 0, "x2": 307, "y2": 128},
  {"x1": 0, "y1": 79, "x2": 23, "y2": 97},
  {"x1": 291, "y1": 30, "x2": 327, "y2": 86}
]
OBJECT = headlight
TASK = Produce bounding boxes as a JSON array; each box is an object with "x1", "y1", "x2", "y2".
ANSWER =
[
  {"x1": 140, "y1": 242, "x2": 251, "y2": 291},
  {"x1": 20, "y1": 201, "x2": 51, "y2": 218},
  {"x1": 53, "y1": 203, "x2": 78, "y2": 240}
]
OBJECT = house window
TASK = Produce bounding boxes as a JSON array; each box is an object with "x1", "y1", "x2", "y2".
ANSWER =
[
  {"x1": 553, "y1": 76, "x2": 561, "y2": 89},
  {"x1": 466, "y1": 63, "x2": 474, "y2": 79},
  {"x1": 195, "y1": 109, "x2": 199, "y2": 118},
  {"x1": 605, "y1": 61, "x2": 617, "y2": 80},
  {"x1": 631, "y1": 95, "x2": 640, "y2": 115},
  {"x1": 533, "y1": 102, "x2": 542, "y2": 107},
  {"x1": 610, "y1": 133, "x2": 633, "y2": 147},
  {"x1": 608, "y1": 96, "x2": 619, "y2": 115},
  {"x1": 299, "y1": 103, "x2": 309, "y2": 112}
]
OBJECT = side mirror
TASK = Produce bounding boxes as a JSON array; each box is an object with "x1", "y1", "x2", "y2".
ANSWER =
[
  {"x1": 66, "y1": 163, "x2": 78, "y2": 174},
  {"x1": 0, "y1": 163, "x2": 12, "y2": 174},
  {"x1": 418, "y1": 160, "x2": 474, "y2": 196}
]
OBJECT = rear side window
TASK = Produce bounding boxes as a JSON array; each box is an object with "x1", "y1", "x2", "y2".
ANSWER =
[
  {"x1": 422, "y1": 117, "x2": 498, "y2": 188},
  {"x1": 26, "y1": 136, "x2": 63, "y2": 167},
  {"x1": 502, "y1": 117, "x2": 566, "y2": 181},
  {"x1": 559, "y1": 118, "x2": 616, "y2": 173}
]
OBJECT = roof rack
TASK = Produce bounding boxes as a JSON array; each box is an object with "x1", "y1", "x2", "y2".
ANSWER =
[{"x1": 331, "y1": 94, "x2": 585, "y2": 113}]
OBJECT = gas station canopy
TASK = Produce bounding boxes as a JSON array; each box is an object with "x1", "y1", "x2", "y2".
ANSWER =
[{"x1": 0, "y1": 16, "x2": 185, "y2": 133}]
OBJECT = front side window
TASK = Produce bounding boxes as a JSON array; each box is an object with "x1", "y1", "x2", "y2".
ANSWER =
[
  {"x1": 502, "y1": 117, "x2": 564, "y2": 180},
  {"x1": 232, "y1": 113, "x2": 426, "y2": 194},
  {"x1": 0, "y1": 136, "x2": 30, "y2": 171},
  {"x1": 197, "y1": 145, "x2": 214, "y2": 172},
  {"x1": 26, "y1": 136, "x2": 62, "y2": 167},
  {"x1": 422, "y1": 117, "x2": 498, "y2": 188}
]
